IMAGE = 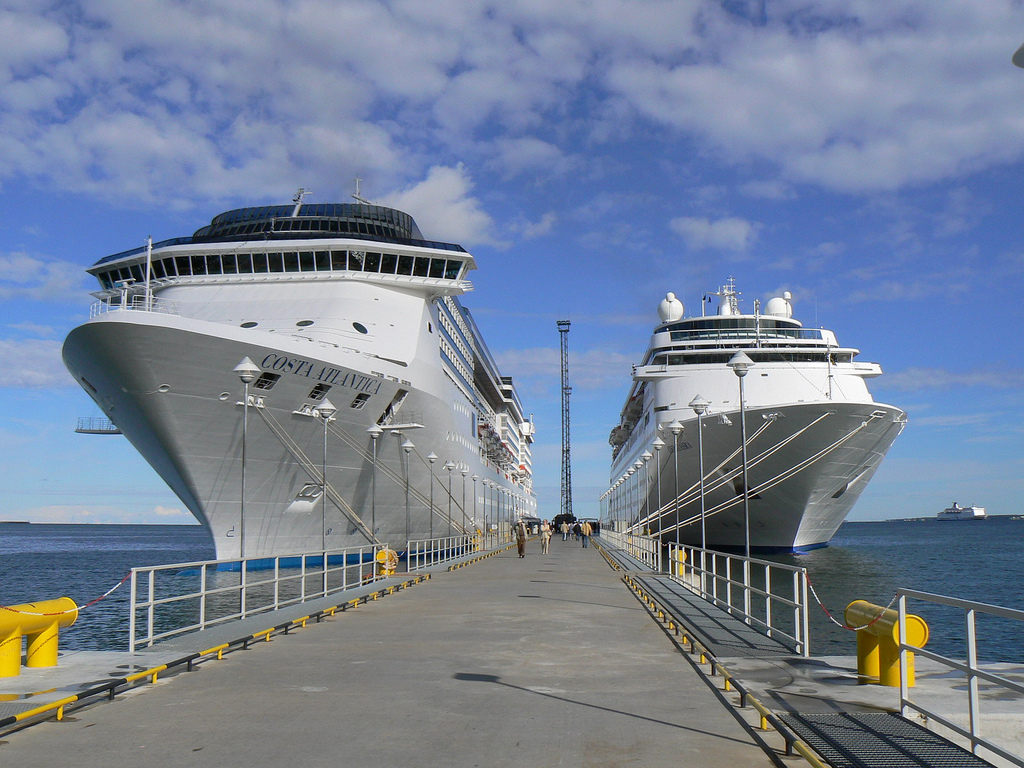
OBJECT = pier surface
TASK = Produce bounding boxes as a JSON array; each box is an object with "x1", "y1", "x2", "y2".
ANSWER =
[{"x1": 1, "y1": 540, "x2": 781, "y2": 767}]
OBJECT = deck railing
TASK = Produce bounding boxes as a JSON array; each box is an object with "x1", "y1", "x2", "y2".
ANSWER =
[
  {"x1": 898, "y1": 589, "x2": 1024, "y2": 767},
  {"x1": 406, "y1": 535, "x2": 478, "y2": 571},
  {"x1": 600, "y1": 529, "x2": 661, "y2": 571},
  {"x1": 128, "y1": 544, "x2": 383, "y2": 651},
  {"x1": 668, "y1": 543, "x2": 810, "y2": 657}
]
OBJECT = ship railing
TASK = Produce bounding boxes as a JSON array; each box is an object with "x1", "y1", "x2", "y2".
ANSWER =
[
  {"x1": 897, "y1": 589, "x2": 1024, "y2": 767},
  {"x1": 600, "y1": 529, "x2": 662, "y2": 571},
  {"x1": 667, "y1": 542, "x2": 810, "y2": 657},
  {"x1": 406, "y1": 535, "x2": 479, "y2": 571},
  {"x1": 90, "y1": 294, "x2": 182, "y2": 318},
  {"x1": 128, "y1": 544, "x2": 385, "y2": 652}
]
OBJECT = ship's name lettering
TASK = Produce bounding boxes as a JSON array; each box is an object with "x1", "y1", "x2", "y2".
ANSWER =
[{"x1": 260, "y1": 354, "x2": 382, "y2": 394}]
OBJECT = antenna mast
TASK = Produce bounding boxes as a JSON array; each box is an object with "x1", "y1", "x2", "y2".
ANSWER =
[{"x1": 557, "y1": 320, "x2": 573, "y2": 521}]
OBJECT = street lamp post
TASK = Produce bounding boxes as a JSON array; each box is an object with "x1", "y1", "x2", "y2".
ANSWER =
[
  {"x1": 688, "y1": 396, "x2": 710, "y2": 551},
  {"x1": 367, "y1": 425, "x2": 383, "y2": 539},
  {"x1": 460, "y1": 468, "x2": 469, "y2": 531},
  {"x1": 233, "y1": 357, "x2": 261, "y2": 561},
  {"x1": 401, "y1": 438, "x2": 414, "y2": 545},
  {"x1": 668, "y1": 420, "x2": 683, "y2": 546},
  {"x1": 688, "y1": 395, "x2": 710, "y2": 594},
  {"x1": 444, "y1": 461, "x2": 455, "y2": 537},
  {"x1": 640, "y1": 451, "x2": 653, "y2": 534},
  {"x1": 651, "y1": 437, "x2": 665, "y2": 538},
  {"x1": 427, "y1": 452, "x2": 438, "y2": 539},
  {"x1": 727, "y1": 351, "x2": 754, "y2": 621},
  {"x1": 726, "y1": 352, "x2": 754, "y2": 560},
  {"x1": 315, "y1": 398, "x2": 337, "y2": 561},
  {"x1": 472, "y1": 475, "x2": 479, "y2": 539}
]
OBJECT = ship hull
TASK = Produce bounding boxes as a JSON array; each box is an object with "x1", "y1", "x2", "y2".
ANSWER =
[
  {"x1": 612, "y1": 402, "x2": 905, "y2": 552},
  {"x1": 63, "y1": 311, "x2": 532, "y2": 559}
]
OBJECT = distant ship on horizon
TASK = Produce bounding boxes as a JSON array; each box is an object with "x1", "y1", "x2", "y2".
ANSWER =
[{"x1": 937, "y1": 502, "x2": 987, "y2": 521}]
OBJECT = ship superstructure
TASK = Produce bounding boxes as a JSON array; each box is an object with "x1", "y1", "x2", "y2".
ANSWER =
[
  {"x1": 603, "y1": 279, "x2": 905, "y2": 552},
  {"x1": 63, "y1": 198, "x2": 536, "y2": 558}
]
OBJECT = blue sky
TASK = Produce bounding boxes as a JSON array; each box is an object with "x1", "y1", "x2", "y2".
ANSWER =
[{"x1": 1, "y1": 1, "x2": 1023, "y2": 526}]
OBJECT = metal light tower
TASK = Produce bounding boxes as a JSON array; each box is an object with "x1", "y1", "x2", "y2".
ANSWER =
[{"x1": 557, "y1": 320, "x2": 573, "y2": 522}]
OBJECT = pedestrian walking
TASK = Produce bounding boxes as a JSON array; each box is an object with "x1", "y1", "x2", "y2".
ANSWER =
[
  {"x1": 540, "y1": 520, "x2": 552, "y2": 554},
  {"x1": 580, "y1": 520, "x2": 592, "y2": 548},
  {"x1": 514, "y1": 519, "x2": 528, "y2": 558},
  {"x1": 560, "y1": 521, "x2": 570, "y2": 541}
]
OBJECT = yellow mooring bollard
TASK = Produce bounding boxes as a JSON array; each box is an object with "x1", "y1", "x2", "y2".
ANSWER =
[
  {"x1": 845, "y1": 600, "x2": 928, "y2": 687},
  {"x1": 0, "y1": 597, "x2": 79, "y2": 677}
]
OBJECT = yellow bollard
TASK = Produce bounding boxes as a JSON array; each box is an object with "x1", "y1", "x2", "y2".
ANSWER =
[
  {"x1": 845, "y1": 600, "x2": 928, "y2": 687},
  {"x1": 0, "y1": 598, "x2": 79, "y2": 677}
]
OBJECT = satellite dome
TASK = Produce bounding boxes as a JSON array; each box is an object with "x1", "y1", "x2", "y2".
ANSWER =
[
  {"x1": 658, "y1": 292, "x2": 684, "y2": 322},
  {"x1": 765, "y1": 291, "x2": 793, "y2": 318}
]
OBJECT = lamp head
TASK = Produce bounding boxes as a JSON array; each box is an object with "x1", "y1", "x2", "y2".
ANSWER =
[
  {"x1": 233, "y1": 357, "x2": 261, "y2": 384},
  {"x1": 651, "y1": 436, "x2": 666, "y2": 450},
  {"x1": 427, "y1": 451, "x2": 438, "y2": 464},
  {"x1": 641, "y1": 451, "x2": 652, "y2": 461},
  {"x1": 367, "y1": 425, "x2": 384, "y2": 439},
  {"x1": 689, "y1": 394, "x2": 710, "y2": 415},
  {"x1": 668, "y1": 419, "x2": 684, "y2": 435},
  {"x1": 727, "y1": 351, "x2": 754, "y2": 378},
  {"x1": 316, "y1": 398, "x2": 337, "y2": 419},
  {"x1": 401, "y1": 438, "x2": 414, "y2": 453}
]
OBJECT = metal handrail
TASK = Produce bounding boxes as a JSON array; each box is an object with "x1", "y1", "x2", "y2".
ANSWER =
[
  {"x1": 669, "y1": 543, "x2": 810, "y2": 657},
  {"x1": 898, "y1": 589, "x2": 1024, "y2": 767},
  {"x1": 129, "y1": 544, "x2": 383, "y2": 651},
  {"x1": 90, "y1": 295, "x2": 182, "y2": 318},
  {"x1": 406, "y1": 535, "x2": 478, "y2": 571},
  {"x1": 600, "y1": 529, "x2": 661, "y2": 571}
]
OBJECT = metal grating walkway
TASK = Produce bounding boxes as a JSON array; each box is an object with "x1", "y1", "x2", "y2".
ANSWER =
[
  {"x1": 633, "y1": 574, "x2": 794, "y2": 659},
  {"x1": 780, "y1": 712, "x2": 995, "y2": 768}
]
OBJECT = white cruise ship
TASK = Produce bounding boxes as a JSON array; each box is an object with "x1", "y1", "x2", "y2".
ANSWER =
[
  {"x1": 63, "y1": 196, "x2": 536, "y2": 559},
  {"x1": 603, "y1": 279, "x2": 906, "y2": 553},
  {"x1": 937, "y1": 502, "x2": 987, "y2": 521}
]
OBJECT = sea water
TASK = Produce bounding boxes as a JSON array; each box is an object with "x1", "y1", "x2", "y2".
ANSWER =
[{"x1": 2, "y1": 519, "x2": 1022, "y2": 660}]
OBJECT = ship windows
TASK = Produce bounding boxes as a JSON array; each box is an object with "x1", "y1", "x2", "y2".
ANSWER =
[
  {"x1": 240, "y1": 321, "x2": 258, "y2": 328},
  {"x1": 350, "y1": 392, "x2": 371, "y2": 409},
  {"x1": 296, "y1": 320, "x2": 314, "y2": 327},
  {"x1": 99, "y1": 249, "x2": 467, "y2": 291},
  {"x1": 308, "y1": 383, "x2": 331, "y2": 401},
  {"x1": 252, "y1": 372, "x2": 280, "y2": 390},
  {"x1": 353, "y1": 322, "x2": 368, "y2": 334}
]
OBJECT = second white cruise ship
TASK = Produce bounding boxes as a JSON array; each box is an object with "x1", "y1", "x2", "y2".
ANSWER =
[
  {"x1": 604, "y1": 279, "x2": 905, "y2": 552},
  {"x1": 63, "y1": 195, "x2": 536, "y2": 559}
]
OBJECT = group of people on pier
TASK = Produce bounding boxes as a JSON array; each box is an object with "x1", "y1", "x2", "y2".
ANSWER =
[{"x1": 514, "y1": 518, "x2": 596, "y2": 557}]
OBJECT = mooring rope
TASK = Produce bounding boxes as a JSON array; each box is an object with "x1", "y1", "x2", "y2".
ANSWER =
[
  {"x1": 803, "y1": 571, "x2": 898, "y2": 631},
  {"x1": 0, "y1": 572, "x2": 132, "y2": 617}
]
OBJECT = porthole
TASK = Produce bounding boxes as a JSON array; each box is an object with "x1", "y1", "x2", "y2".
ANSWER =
[
  {"x1": 218, "y1": 392, "x2": 231, "y2": 401},
  {"x1": 158, "y1": 384, "x2": 171, "y2": 393},
  {"x1": 241, "y1": 321, "x2": 258, "y2": 328},
  {"x1": 297, "y1": 320, "x2": 314, "y2": 327},
  {"x1": 353, "y1": 322, "x2": 368, "y2": 334}
]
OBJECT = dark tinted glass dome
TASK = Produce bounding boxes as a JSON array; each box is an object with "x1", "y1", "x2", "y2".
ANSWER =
[{"x1": 193, "y1": 203, "x2": 424, "y2": 242}]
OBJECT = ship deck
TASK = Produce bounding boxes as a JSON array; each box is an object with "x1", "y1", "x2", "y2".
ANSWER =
[{"x1": 3, "y1": 539, "x2": 1023, "y2": 767}]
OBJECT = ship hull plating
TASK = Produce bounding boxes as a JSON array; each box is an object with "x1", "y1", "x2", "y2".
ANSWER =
[
  {"x1": 614, "y1": 402, "x2": 905, "y2": 552},
  {"x1": 63, "y1": 311, "x2": 530, "y2": 559}
]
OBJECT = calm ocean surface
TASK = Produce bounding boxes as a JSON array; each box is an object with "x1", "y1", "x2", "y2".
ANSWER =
[{"x1": 2, "y1": 519, "x2": 1022, "y2": 660}]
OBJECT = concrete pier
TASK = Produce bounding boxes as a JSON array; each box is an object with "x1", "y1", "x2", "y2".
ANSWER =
[{"x1": 0, "y1": 540, "x2": 784, "y2": 767}]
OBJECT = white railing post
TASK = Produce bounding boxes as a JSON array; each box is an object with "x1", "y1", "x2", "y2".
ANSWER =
[
  {"x1": 128, "y1": 569, "x2": 138, "y2": 653},
  {"x1": 966, "y1": 608, "x2": 981, "y2": 753}
]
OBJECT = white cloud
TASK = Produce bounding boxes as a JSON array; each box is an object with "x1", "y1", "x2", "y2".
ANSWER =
[
  {"x1": 0, "y1": 252, "x2": 89, "y2": 302},
  {"x1": 381, "y1": 164, "x2": 499, "y2": 247},
  {"x1": 881, "y1": 366, "x2": 1024, "y2": 392},
  {"x1": 0, "y1": 338, "x2": 74, "y2": 388},
  {"x1": 495, "y1": 347, "x2": 633, "y2": 391},
  {"x1": 669, "y1": 216, "x2": 759, "y2": 252},
  {"x1": 0, "y1": 1, "x2": 1022, "y2": 204}
]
